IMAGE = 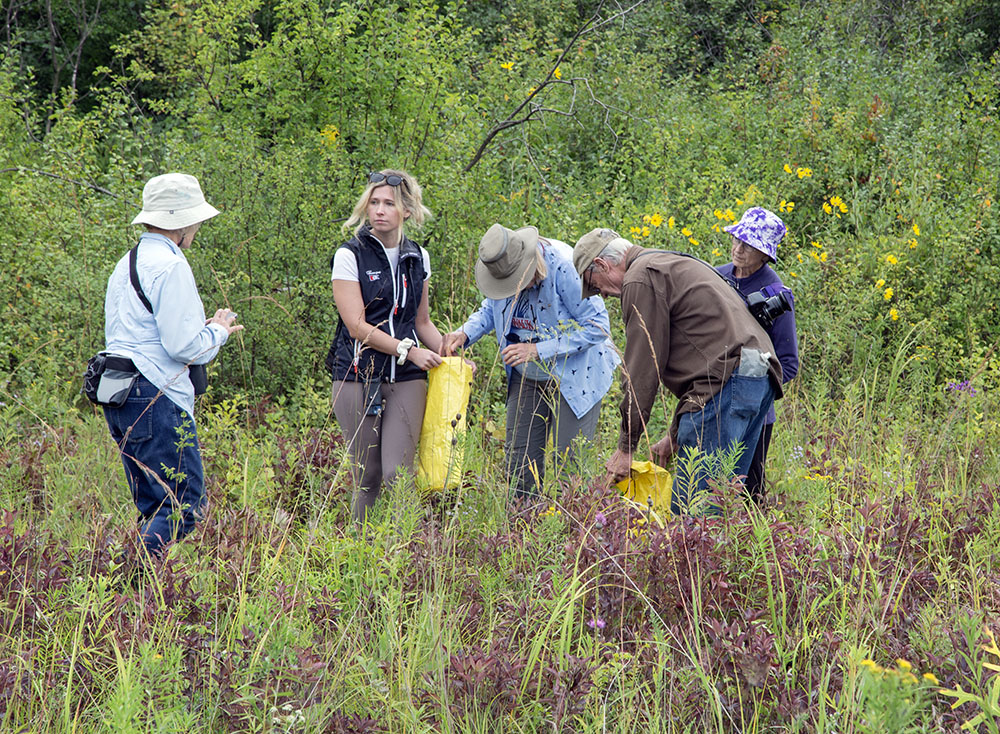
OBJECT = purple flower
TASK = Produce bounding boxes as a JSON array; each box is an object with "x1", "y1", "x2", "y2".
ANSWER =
[
  {"x1": 947, "y1": 379, "x2": 977, "y2": 395},
  {"x1": 587, "y1": 618, "x2": 606, "y2": 630},
  {"x1": 594, "y1": 511, "x2": 607, "y2": 528}
]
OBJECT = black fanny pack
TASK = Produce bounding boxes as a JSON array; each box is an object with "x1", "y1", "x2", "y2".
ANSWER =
[{"x1": 83, "y1": 353, "x2": 140, "y2": 407}]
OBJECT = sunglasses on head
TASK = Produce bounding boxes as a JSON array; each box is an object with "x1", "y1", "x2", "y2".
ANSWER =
[{"x1": 368, "y1": 172, "x2": 410, "y2": 192}]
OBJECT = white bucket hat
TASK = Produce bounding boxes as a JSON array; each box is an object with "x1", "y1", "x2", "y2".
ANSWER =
[
  {"x1": 131, "y1": 173, "x2": 220, "y2": 230},
  {"x1": 474, "y1": 223, "x2": 540, "y2": 299}
]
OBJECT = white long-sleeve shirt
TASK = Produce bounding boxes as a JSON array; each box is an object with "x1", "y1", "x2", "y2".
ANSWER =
[{"x1": 104, "y1": 232, "x2": 228, "y2": 418}]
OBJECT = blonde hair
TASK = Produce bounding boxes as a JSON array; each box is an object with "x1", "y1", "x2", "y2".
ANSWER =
[
  {"x1": 534, "y1": 240, "x2": 549, "y2": 282},
  {"x1": 343, "y1": 169, "x2": 431, "y2": 237}
]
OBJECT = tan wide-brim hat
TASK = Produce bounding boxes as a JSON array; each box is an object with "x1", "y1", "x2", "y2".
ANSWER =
[
  {"x1": 474, "y1": 223, "x2": 540, "y2": 299},
  {"x1": 131, "y1": 173, "x2": 220, "y2": 230},
  {"x1": 574, "y1": 227, "x2": 627, "y2": 299}
]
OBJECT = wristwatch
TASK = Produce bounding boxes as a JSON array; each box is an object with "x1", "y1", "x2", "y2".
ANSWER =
[{"x1": 396, "y1": 338, "x2": 415, "y2": 365}]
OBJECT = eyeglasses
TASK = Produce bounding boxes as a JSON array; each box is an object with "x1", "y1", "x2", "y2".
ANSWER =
[
  {"x1": 583, "y1": 263, "x2": 598, "y2": 293},
  {"x1": 368, "y1": 172, "x2": 410, "y2": 192}
]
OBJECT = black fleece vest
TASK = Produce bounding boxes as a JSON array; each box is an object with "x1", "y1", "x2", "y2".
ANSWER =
[{"x1": 325, "y1": 228, "x2": 427, "y2": 383}]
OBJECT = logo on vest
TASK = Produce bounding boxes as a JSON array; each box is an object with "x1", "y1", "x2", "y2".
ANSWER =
[{"x1": 365, "y1": 269, "x2": 381, "y2": 282}]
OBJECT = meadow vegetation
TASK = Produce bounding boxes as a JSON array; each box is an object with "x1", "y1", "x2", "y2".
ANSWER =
[{"x1": 1, "y1": 0, "x2": 999, "y2": 730}]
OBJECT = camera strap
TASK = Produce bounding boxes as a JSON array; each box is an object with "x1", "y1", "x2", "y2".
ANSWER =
[{"x1": 129, "y1": 244, "x2": 154, "y2": 314}]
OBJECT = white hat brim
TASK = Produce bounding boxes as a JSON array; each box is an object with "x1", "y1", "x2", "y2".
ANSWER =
[{"x1": 131, "y1": 201, "x2": 220, "y2": 230}]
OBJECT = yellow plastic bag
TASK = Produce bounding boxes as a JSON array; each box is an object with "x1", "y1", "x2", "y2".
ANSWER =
[
  {"x1": 417, "y1": 357, "x2": 474, "y2": 491},
  {"x1": 616, "y1": 460, "x2": 672, "y2": 512}
]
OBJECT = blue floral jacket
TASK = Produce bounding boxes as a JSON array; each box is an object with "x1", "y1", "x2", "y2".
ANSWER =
[{"x1": 461, "y1": 239, "x2": 620, "y2": 419}]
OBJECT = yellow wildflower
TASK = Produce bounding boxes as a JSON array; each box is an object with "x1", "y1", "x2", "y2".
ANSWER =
[
  {"x1": 629, "y1": 226, "x2": 641, "y2": 235},
  {"x1": 689, "y1": 237, "x2": 699, "y2": 246},
  {"x1": 779, "y1": 199, "x2": 794, "y2": 212},
  {"x1": 796, "y1": 253, "x2": 804, "y2": 263},
  {"x1": 641, "y1": 226, "x2": 650, "y2": 237},
  {"x1": 553, "y1": 66, "x2": 562, "y2": 80},
  {"x1": 711, "y1": 223, "x2": 721, "y2": 232},
  {"x1": 681, "y1": 227, "x2": 692, "y2": 237},
  {"x1": 714, "y1": 209, "x2": 724, "y2": 219},
  {"x1": 820, "y1": 251, "x2": 828, "y2": 262},
  {"x1": 643, "y1": 214, "x2": 651, "y2": 224},
  {"x1": 811, "y1": 240, "x2": 822, "y2": 248},
  {"x1": 650, "y1": 213, "x2": 663, "y2": 227},
  {"x1": 712, "y1": 247, "x2": 722, "y2": 257},
  {"x1": 885, "y1": 254, "x2": 898, "y2": 265},
  {"x1": 830, "y1": 195, "x2": 848, "y2": 213},
  {"x1": 890, "y1": 308, "x2": 899, "y2": 321},
  {"x1": 789, "y1": 271, "x2": 798, "y2": 277},
  {"x1": 810, "y1": 251, "x2": 821, "y2": 262},
  {"x1": 796, "y1": 167, "x2": 813, "y2": 178},
  {"x1": 922, "y1": 672, "x2": 940, "y2": 685},
  {"x1": 724, "y1": 209, "x2": 736, "y2": 221},
  {"x1": 912, "y1": 223, "x2": 920, "y2": 236},
  {"x1": 876, "y1": 279, "x2": 885, "y2": 288},
  {"x1": 319, "y1": 124, "x2": 340, "y2": 146},
  {"x1": 783, "y1": 164, "x2": 793, "y2": 174},
  {"x1": 823, "y1": 202, "x2": 833, "y2": 215},
  {"x1": 667, "y1": 216, "x2": 675, "y2": 228},
  {"x1": 884, "y1": 287, "x2": 894, "y2": 301},
  {"x1": 500, "y1": 61, "x2": 514, "y2": 71},
  {"x1": 735, "y1": 198, "x2": 743, "y2": 206}
]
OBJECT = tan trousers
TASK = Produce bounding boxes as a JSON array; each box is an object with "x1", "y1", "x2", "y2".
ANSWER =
[{"x1": 332, "y1": 379, "x2": 427, "y2": 524}]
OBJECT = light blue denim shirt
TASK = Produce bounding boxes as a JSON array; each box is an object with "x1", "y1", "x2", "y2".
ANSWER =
[
  {"x1": 461, "y1": 239, "x2": 620, "y2": 419},
  {"x1": 104, "y1": 232, "x2": 229, "y2": 419}
]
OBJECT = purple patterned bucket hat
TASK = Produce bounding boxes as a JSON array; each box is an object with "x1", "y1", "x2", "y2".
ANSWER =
[{"x1": 724, "y1": 207, "x2": 785, "y2": 261}]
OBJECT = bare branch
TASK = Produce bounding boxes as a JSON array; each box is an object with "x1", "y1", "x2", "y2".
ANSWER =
[
  {"x1": 520, "y1": 124, "x2": 556, "y2": 195},
  {"x1": 464, "y1": 0, "x2": 611, "y2": 172},
  {"x1": 463, "y1": 0, "x2": 653, "y2": 173},
  {"x1": 0, "y1": 166, "x2": 119, "y2": 198}
]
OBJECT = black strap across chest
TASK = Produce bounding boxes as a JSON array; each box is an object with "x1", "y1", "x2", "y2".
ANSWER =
[{"x1": 129, "y1": 245, "x2": 153, "y2": 314}]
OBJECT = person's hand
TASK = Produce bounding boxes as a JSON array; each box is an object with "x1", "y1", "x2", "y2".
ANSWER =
[
  {"x1": 604, "y1": 449, "x2": 632, "y2": 486},
  {"x1": 441, "y1": 330, "x2": 468, "y2": 356},
  {"x1": 651, "y1": 433, "x2": 676, "y2": 467},
  {"x1": 407, "y1": 346, "x2": 443, "y2": 371},
  {"x1": 208, "y1": 308, "x2": 243, "y2": 336},
  {"x1": 501, "y1": 342, "x2": 539, "y2": 367}
]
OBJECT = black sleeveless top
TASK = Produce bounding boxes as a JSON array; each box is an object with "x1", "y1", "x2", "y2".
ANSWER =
[{"x1": 325, "y1": 226, "x2": 428, "y2": 383}]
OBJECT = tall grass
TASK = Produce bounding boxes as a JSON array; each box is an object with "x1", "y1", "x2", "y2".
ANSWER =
[{"x1": 1, "y1": 344, "x2": 998, "y2": 731}]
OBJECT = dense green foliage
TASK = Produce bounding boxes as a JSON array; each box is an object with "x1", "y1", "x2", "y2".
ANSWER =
[
  {"x1": 3, "y1": 0, "x2": 998, "y2": 402},
  {"x1": 2, "y1": 0, "x2": 1000, "y2": 731}
]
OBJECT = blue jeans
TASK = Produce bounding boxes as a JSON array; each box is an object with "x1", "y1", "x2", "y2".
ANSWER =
[
  {"x1": 672, "y1": 373, "x2": 774, "y2": 514},
  {"x1": 104, "y1": 375, "x2": 205, "y2": 557}
]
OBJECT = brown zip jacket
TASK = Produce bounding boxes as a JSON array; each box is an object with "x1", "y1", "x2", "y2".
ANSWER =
[{"x1": 617, "y1": 246, "x2": 783, "y2": 452}]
